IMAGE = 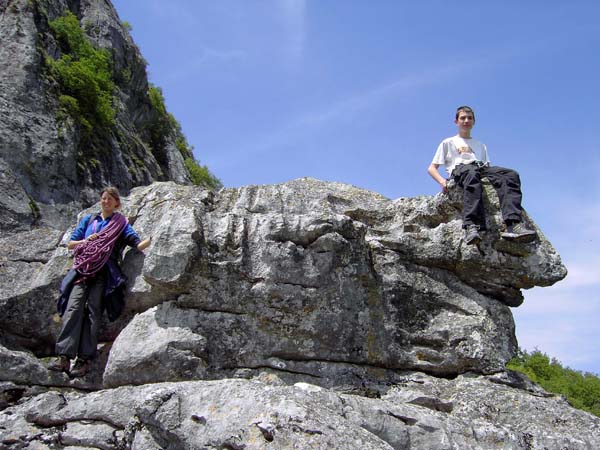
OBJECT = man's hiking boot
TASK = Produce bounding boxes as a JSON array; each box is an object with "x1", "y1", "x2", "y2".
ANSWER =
[
  {"x1": 70, "y1": 358, "x2": 91, "y2": 378},
  {"x1": 464, "y1": 224, "x2": 481, "y2": 245},
  {"x1": 501, "y1": 222, "x2": 537, "y2": 243},
  {"x1": 48, "y1": 355, "x2": 70, "y2": 373}
]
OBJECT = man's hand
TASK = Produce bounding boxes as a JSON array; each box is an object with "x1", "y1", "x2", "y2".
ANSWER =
[
  {"x1": 440, "y1": 179, "x2": 448, "y2": 193},
  {"x1": 427, "y1": 163, "x2": 449, "y2": 193}
]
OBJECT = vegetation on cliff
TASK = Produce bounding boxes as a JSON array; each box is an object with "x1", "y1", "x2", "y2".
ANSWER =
[
  {"x1": 148, "y1": 84, "x2": 221, "y2": 189},
  {"x1": 508, "y1": 349, "x2": 600, "y2": 417},
  {"x1": 46, "y1": 11, "x2": 115, "y2": 132},
  {"x1": 44, "y1": 9, "x2": 220, "y2": 189}
]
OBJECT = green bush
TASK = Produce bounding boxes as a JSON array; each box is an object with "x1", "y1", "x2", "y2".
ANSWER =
[
  {"x1": 508, "y1": 349, "x2": 600, "y2": 417},
  {"x1": 147, "y1": 84, "x2": 174, "y2": 149},
  {"x1": 148, "y1": 84, "x2": 168, "y2": 118},
  {"x1": 184, "y1": 158, "x2": 221, "y2": 189},
  {"x1": 175, "y1": 136, "x2": 191, "y2": 158},
  {"x1": 58, "y1": 94, "x2": 80, "y2": 121},
  {"x1": 148, "y1": 84, "x2": 221, "y2": 188},
  {"x1": 47, "y1": 11, "x2": 115, "y2": 131}
]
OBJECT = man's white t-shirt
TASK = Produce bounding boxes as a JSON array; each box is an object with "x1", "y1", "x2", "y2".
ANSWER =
[{"x1": 432, "y1": 136, "x2": 490, "y2": 176}]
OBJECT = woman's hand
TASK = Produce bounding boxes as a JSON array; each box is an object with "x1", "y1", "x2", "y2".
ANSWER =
[
  {"x1": 137, "y1": 236, "x2": 152, "y2": 252},
  {"x1": 67, "y1": 239, "x2": 85, "y2": 250}
]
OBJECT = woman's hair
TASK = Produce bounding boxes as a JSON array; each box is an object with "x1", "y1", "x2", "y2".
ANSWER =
[{"x1": 101, "y1": 186, "x2": 121, "y2": 208}]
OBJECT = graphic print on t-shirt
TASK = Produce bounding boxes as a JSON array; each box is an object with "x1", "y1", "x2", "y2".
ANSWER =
[{"x1": 458, "y1": 146, "x2": 475, "y2": 163}]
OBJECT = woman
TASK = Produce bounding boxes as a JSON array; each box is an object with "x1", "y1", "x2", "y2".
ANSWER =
[{"x1": 48, "y1": 187, "x2": 151, "y2": 377}]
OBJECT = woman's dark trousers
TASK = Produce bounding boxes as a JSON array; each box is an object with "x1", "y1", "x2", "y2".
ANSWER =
[
  {"x1": 452, "y1": 164, "x2": 523, "y2": 229},
  {"x1": 55, "y1": 272, "x2": 105, "y2": 360}
]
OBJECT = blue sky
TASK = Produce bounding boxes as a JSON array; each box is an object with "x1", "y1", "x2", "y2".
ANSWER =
[{"x1": 112, "y1": 0, "x2": 600, "y2": 374}]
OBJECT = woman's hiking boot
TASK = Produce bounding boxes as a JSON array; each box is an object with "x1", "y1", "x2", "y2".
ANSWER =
[
  {"x1": 70, "y1": 358, "x2": 91, "y2": 378},
  {"x1": 48, "y1": 355, "x2": 70, "y2": 373}
]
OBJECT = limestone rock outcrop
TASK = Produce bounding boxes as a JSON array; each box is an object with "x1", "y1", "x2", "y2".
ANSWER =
[
  {"x1": 1, "y1": 179, "x2": 592, "y2": 450},
  {"x1": 1, "y1": 179, "x2": 566, "y2": 378},
  {"x1": 0, "y1": 0, "x2": 192, "y2": 233}
]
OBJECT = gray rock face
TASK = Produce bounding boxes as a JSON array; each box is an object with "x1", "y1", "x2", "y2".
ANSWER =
[
  {"x1": 0, "y1": 0, "x2": 191, "y2": 233},
  {"x1": 0, "y1": 178, "x2": 584, "y2": 449},
  {"x1": 1, "y1": 376, "x2": 598, "y2": 449},
  {"x1": 99, "y1": 179, "x2": 562, "y2": 387}
]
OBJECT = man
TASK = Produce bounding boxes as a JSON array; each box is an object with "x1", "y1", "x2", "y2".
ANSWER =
[{"x1": 427, "y1": 105, "x2": 536, "y2": 245}]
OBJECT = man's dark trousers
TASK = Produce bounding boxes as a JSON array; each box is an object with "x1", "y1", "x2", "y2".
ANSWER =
[{"x1": 452, "y1": 164, "x2": 523, "y2": 229}]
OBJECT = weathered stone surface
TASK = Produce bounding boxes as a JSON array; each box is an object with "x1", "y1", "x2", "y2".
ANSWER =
[
  {"x1": 103, "y1": 302, "x2": 209, "y2": 387},
  {"x1": 2, "y1": 377, "x2": 598, "y2": 449},
  {"x1": 99, "y1": 179, "x2": 563, "y2": 386},
  {"x1": 0, "y1": 0, "x2": 191, "y2": 234},
  {"x1": 0, "y1": 2, "x2": 579, "y2": 445},
  {"x1": 0, "y1": 229, "x2": 69, "y2": 353},
  {"x1": 1, "y1": 179, "x2": 565, "y2": 375},
  {"x1": 0, "y1": 345, "x2": 64, "y2": 387},
  {"x1": 0, "y1": 176, "x2": 576, "y2": 448},
  {"x1": 60, "y1": 420, "x2": 119, "y2": 450}
]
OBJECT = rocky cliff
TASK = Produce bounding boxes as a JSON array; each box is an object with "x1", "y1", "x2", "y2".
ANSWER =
[
  {"x1": 0, "y1": 0, "x2": 197, "y2": 233},
  {"x1": 1, "y1": 178, "x2": 598, "y2": 449},
  {"x1": 2, "y1": 0, "x2": 598, "y2": 448}
]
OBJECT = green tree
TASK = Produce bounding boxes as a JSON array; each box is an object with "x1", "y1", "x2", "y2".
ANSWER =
[{"x1": 508, "y1": 349, "x2": 600, "y2": 417}]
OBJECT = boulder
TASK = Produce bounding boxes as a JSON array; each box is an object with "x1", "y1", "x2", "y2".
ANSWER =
[
  {"x1": 0, "y1": 179, "x2": 566, "y2": 379},
  {"x1": 100, "y1": 179, "x2": 563, "y2": 388},
  {"x1": 2, "y1": 1, "x2": 586, "y2": 448}
]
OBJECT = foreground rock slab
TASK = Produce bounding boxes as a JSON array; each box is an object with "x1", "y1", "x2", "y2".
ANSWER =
[{"x1": 1, "y1": 375, "x2": 598, "y2": 450}]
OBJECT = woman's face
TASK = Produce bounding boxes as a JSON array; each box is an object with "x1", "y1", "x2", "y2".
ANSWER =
[{"x1": 100, "y1": 192, "x2": 119, "y2": 215}]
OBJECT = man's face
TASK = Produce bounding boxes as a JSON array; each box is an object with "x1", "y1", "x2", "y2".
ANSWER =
[{"x1": 455, "y1": 111, "x2": 475, "y2": 132}]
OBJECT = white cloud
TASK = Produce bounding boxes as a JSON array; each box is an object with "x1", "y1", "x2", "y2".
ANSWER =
[
  {"x1": 194, "y1": 46, "x2": 246, "y2": 65},
  {"x1": 296, "y1": 64, "x2": 466, "y2": 126},
  {"x1": 516, "y1": 317, "x2": 600, "y2": 374},
  {"x1": 519, "y1": 284, "x2": 598, "y2": 315},
  {"x1": 278, "y1": 0, "x2": 307, "y2": 66},
  {"x1": 558, "y1": 262, "x2": 600, "y2": 289},
  {"x1": 148, "y1": 0, "x2": 200, "y2": 27},
  {"x1": 225, "y1": 60, "x2": 483, "y2": 162},
  {"x1": 154, "y1": 45, "x2": 246, "y2": 84},
  {"x1": 515, "y1": 277, "x2": 600, "y2": 374}
]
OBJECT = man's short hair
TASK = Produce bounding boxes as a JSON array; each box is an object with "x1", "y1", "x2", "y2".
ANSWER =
[{"x1": 455, "y1": 105, "x2": 475, "y2": 120}]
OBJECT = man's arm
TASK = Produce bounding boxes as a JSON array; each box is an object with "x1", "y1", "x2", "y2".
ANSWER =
[{"x1": 427, "y1": 163, "x2": 448, "y2": 192}]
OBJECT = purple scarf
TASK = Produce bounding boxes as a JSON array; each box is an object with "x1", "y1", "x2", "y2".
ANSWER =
[{"x1": 73, "y1": 212, "x2": 128, "y2": 277}]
